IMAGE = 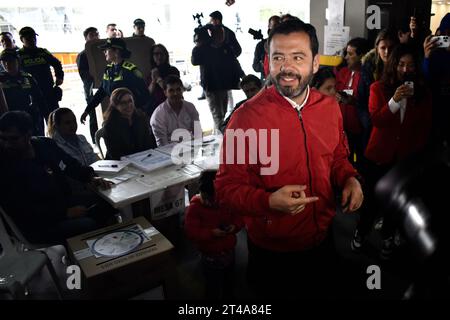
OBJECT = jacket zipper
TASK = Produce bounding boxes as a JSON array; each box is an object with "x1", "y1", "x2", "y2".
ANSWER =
[{"x1": 297, "y1": 109, "x2": 319, "y2": 237}]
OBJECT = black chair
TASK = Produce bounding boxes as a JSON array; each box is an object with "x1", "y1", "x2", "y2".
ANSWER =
[{"x1": 0, "y1": 206, "x2": 64, "y2": 299}]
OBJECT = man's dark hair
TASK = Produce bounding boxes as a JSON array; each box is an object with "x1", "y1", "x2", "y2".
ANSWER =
[
  {"x1": 83, "y1": 27, "x2": 98, "y2": 39},
  {"x1": 163, "y1": 75, "x2": 183, "y2": 90},
  {"x1": 106, "y1": 23, "x2": 117, "y2": 29},
  {"x1": 199, "y1": 170, "x2": 217, "y2": 201},
  {"x1": 0, "y1": 31, "x2": 13, "y2": 38},
  {"x1": 209, "y1": 11, "x2": 223, "y2": 22},
  {"x1": 346, "y1": 37, "x2": 370, "y2": 56},
  {"x1": 0, "y1": 111, "x2": 33, "y2": 134},
  {"x1": 280, "y1": 13, "x2": 301, "y2": 23},
  {"x1": 240, "y1": 74, "x2": 262, "y2": 89},
  {"x1": 268, "y1": 19, "x2": 319, "y2": 57},
  {"x1": 310, "y1": 67, "x2": 335, "y2": 90}
]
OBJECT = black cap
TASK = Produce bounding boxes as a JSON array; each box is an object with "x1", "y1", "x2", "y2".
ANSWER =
[
  {"x1": 0, "y1": 49, "x2": 19, "y2": 61},
  {"x1": 133, "y1": 18, "x2": 145, "y2": 26},
  {"x1": 98, "y1": 38, "x2": 131, "y2": 58},
  {"x1": 19, "y1": 26, "x2": 39, "y2": 38}
]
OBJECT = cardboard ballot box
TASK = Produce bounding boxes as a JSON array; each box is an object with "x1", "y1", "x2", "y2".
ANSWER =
[{"x1": 67, "y1": 216, "x2": 176, "y2": 299}]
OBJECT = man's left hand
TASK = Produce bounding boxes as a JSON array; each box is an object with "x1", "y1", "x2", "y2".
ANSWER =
[
  {"x1": 90, "y1": 177, "x2": 114, "y2": 190},
  {"x1": 341, "y1": 177, "x2": 363, "y2": 213}
]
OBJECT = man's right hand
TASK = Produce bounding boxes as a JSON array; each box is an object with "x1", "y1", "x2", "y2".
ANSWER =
[
  {"x1": 67, "y1": 206, "x2": 88, "y2": 219},
  {"x1": 269, "y1": 185, "x2": 319, "y2": 215},
  {"x1": 80, "y1": 111, "x2": 88, "y2": 124}
]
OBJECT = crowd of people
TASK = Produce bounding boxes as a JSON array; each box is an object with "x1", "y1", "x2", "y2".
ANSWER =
[{"x1": 0, "y1": 8, "x2": 449, "y2": 300}]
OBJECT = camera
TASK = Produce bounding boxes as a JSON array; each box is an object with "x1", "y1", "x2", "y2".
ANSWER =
[
  {"x1": 194, "y1": 24, "x2": 213, "y2": 44},
  {"x1": 248, "y1": 28, "x2": 263, "y2": 40},
  {"x1": 431, "y1": 35, "x2": 450, "y2": 49}
]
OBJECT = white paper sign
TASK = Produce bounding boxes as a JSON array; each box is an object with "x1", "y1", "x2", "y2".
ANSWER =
[
  {"x1": 324, "y1": 25, "x2": 350, "y2": 56},
  {"x1": 149, "y1": 185, "x2": 186, "y2": 220},
  {"x1": 327, "y1": 0, "x2": 345, "y2": 26}
]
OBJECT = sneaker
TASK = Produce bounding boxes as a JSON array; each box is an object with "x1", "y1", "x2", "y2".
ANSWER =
[
  {"x1": 380, "y1": 236, "x2": 395, "y2": 260},
  {"x1": 350, "y1": 229, "x2": 363, "y2": 252},
  {"x1": 374, "y1": 217, "x2": 384, "y2": 231}
]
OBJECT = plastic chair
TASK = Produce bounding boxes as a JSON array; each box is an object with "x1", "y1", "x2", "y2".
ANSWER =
[
  {"x1": 0, "y1": 206, "x2": 64, "y2": 299},
  {"x1": 94, "y1": 127, "x2": 106, "y2": 159}
]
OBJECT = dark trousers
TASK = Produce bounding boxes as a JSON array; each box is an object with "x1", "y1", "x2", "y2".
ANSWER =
[
  {"x1": 201, "y1": 250, "x2": 235, "y2": 300},
  {"x1": 83, "y1": 79, "x2": 98, "y2": 144},
  {"x1": 41, "y1": 88, "x2": 59, "y2": 123},
  {"x1": 246, "y1": 233, "x2": 340, "y2": 299},
  {"x1": 356, "y1": 157, "x2": 396, "y2": 239},
  {"x1": 205, "y1": 90, "x2": 228, "y2": 130}
]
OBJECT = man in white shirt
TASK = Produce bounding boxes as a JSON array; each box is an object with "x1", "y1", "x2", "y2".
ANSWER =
[{"x1": 150, "y1": 75, "x2": 202, "y2": 146}]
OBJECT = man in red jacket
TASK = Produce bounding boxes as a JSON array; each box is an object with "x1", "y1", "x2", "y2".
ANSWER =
[{"x1": 215, "y1": 19, "x2": 363, "y2": 298}]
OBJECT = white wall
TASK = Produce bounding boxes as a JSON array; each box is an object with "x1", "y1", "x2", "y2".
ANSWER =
[{"x1": 310, "y1": 0, "x2": 368, "y2": 54}]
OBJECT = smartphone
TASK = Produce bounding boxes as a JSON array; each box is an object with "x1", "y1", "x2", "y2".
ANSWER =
[
  {"x1": 432, "y1": 35, "x2": 450, "y2": 48},
  {"x1": 404, "y1": 81, "x2": 414, "y2": 95}
]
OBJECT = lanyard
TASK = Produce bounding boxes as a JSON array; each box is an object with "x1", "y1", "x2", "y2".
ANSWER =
[{"x1": 347, "y1": 71, "x2": 355, "y2": 89}]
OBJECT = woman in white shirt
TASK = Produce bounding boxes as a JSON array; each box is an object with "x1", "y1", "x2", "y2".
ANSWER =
[{"x1": 48, "y1": 107, "x2": 99, "y2": 166}]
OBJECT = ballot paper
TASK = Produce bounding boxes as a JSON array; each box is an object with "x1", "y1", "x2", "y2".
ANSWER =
[
  {"x1": 104, "y1": 172, "x2": 137, "y2": 185},
  {"x1": 121, "y1": 149, "x2": 173, "y2": 172},
  {"x1": 90, "y1": 160, "x2": 130, "y2": 173}
]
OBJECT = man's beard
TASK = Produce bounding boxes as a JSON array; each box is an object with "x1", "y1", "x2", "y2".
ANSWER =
[{"x1": 273, "y1": 70, "x2": 312, "y2": 99}]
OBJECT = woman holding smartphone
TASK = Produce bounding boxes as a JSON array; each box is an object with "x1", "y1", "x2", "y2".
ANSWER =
[{"x1": 351, "y1": 44, "x2": 432, "y2": 259}]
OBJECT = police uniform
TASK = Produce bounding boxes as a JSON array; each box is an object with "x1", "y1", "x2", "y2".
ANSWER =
[
  {"x1": 0, "y1": 70, "x2": 46, "y2": 135},
  {"x1": 83, "y1": 60, "x2": 153, "y2": 116},
  {"x1": 18, "y1": 46, "x2": 64, "y2": 121}
]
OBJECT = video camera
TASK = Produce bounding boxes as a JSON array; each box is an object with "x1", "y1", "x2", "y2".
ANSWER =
[
  {"x1": 248, "y1": 28, "x2": 264, "y2": 40},
  {"x1": 193, "y1": 13, "x2": 213, "y2": 44},
  {"x1": 375, "y1": 142, "x2": 450, "y2": 298}
]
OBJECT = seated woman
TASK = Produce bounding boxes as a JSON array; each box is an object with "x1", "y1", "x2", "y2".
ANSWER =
[
  {"x1": 103, "y1": 87, "x2": 156, "y2": 160},
  {"x1": 146, "y1": 44, "x2": 180, "y2": 113},
  {"x1": 48, "y1": 107, "x2": 99, "y2": 166}
]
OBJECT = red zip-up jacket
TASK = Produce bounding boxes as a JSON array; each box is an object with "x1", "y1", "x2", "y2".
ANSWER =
[
  {"x1": 184, "y1": 195, "x2": 244, "y2": 254},
  {"x1": 364, "y1": 81, "x2": 432, "y2": 165},
  {"x1": 215, "y1": 86, "x2": 358, "y2": 252}
]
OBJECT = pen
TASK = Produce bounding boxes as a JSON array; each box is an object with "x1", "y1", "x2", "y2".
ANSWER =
[
  {"x1": 98, "y1": 164, "x2": 118, "y2": 168},
  {"x1": 140, "y1": 153, "x2": 152, "y2": 161}
]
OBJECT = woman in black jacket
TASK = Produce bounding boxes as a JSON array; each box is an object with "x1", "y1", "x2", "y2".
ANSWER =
[
  {"x1": 146, "y1": 44, "x2": 180, "y2": 112},
  {"x1": 103, "y1": 87, "x2": 156, "y2": 160}
]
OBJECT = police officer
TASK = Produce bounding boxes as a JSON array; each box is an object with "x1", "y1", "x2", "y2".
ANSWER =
[
  {"x1": 0, "y1": 49, "x2": 46, "y2": 135},
  {"x1": 17, "y1": 27, "x2": 64, "y2": 122},
  {"x1": 0, "y1": 32, "x2": 19, "y2": 73},
  {"x1": 80, "y1": 38, "x2": 153, "y2": 124}
]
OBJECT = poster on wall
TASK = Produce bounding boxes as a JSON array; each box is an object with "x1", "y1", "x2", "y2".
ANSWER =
[{"x1": 324, "y1": 25, "x2": 350, "y2": 56}]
